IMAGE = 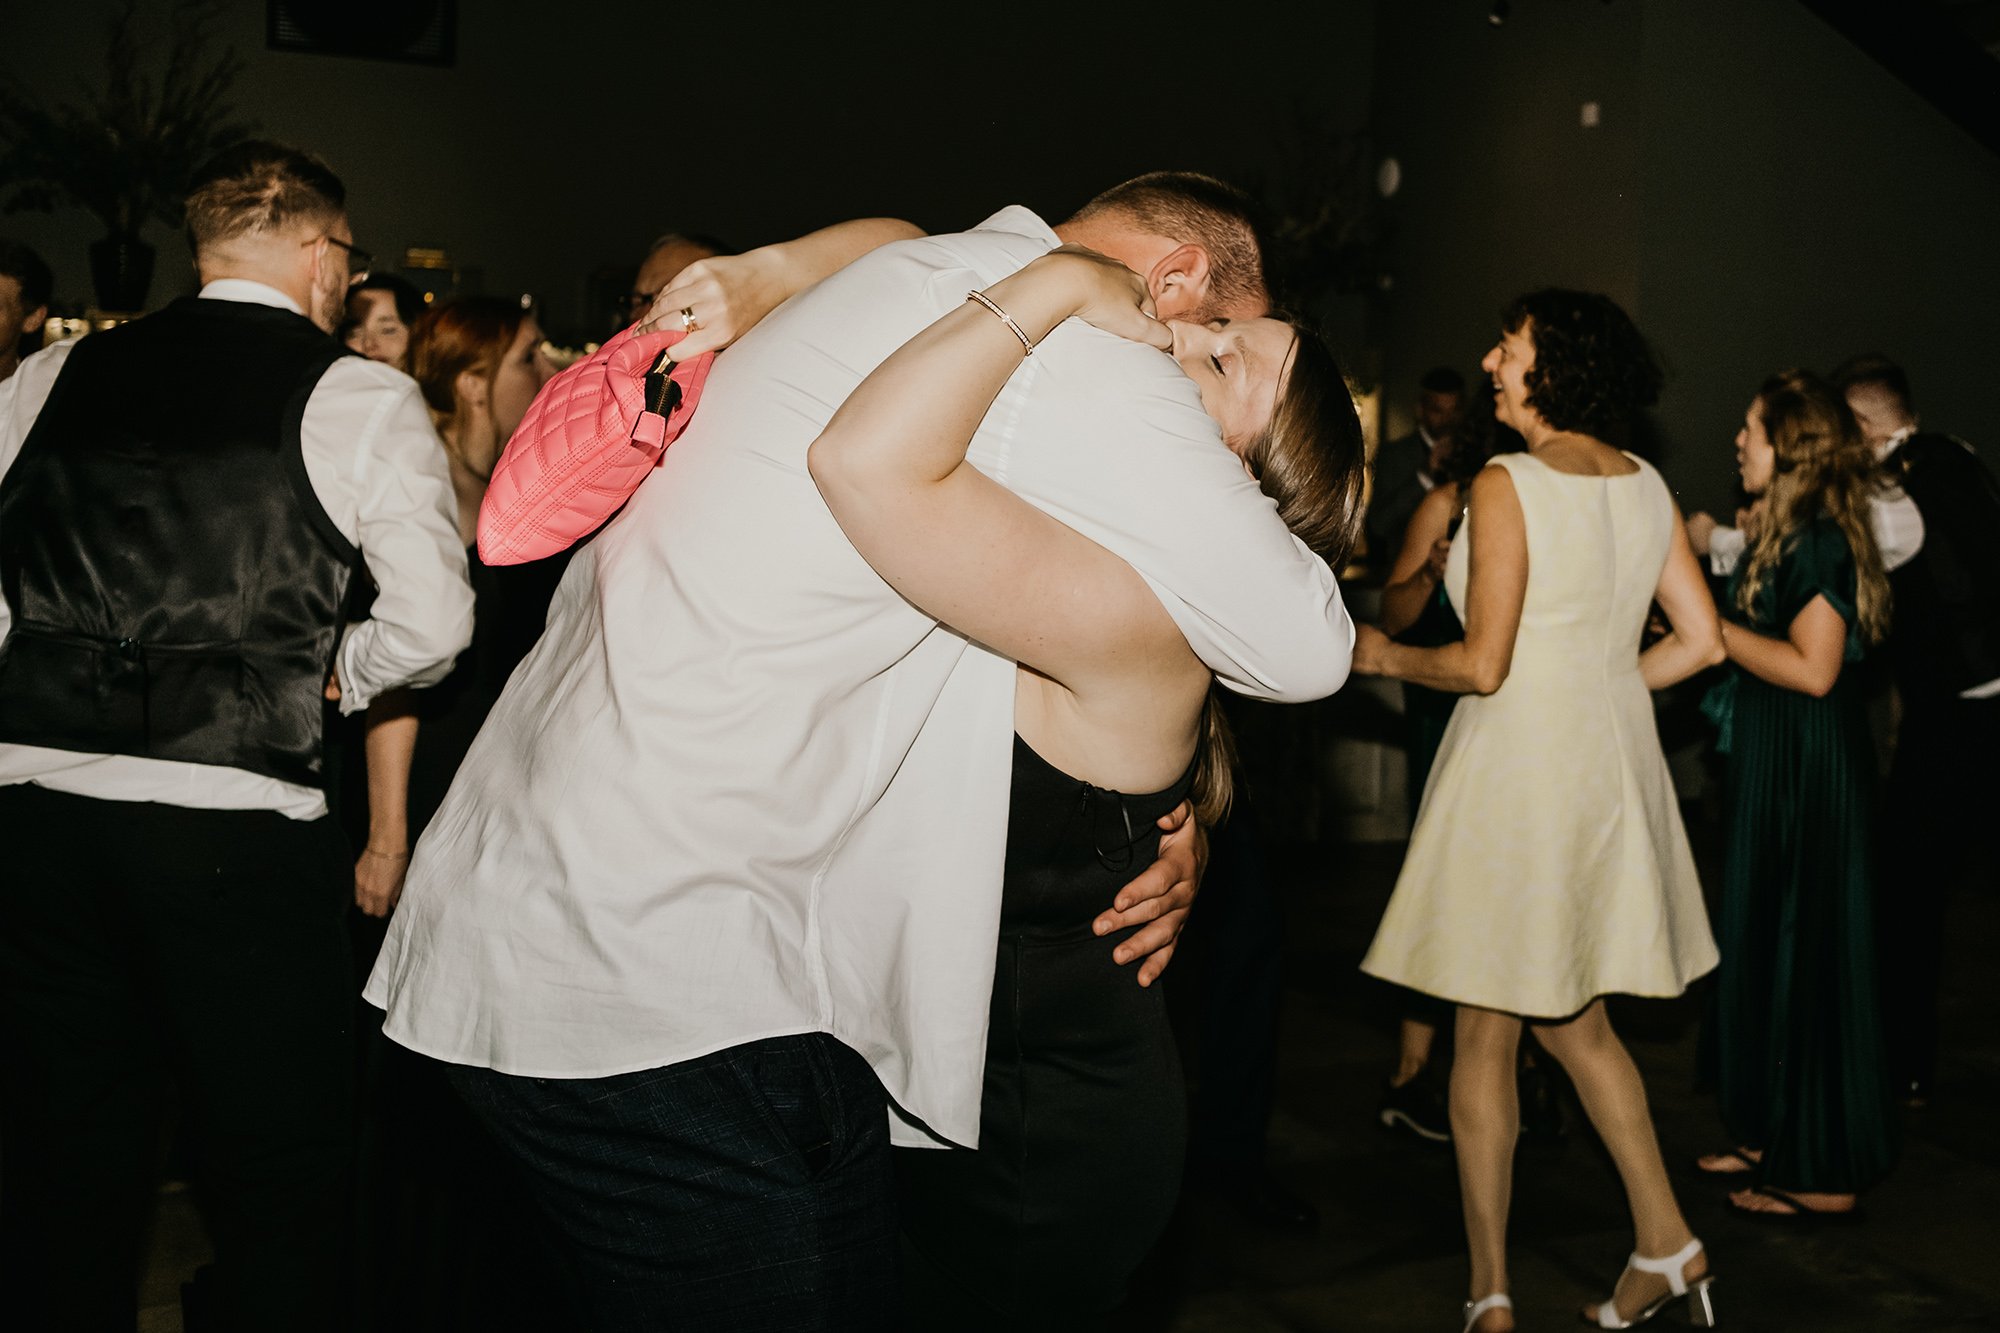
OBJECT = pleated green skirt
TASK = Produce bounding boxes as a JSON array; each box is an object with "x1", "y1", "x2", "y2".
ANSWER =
[{"x1": 1712, "y1": 673, "x2": 1898, "y2": 1192}]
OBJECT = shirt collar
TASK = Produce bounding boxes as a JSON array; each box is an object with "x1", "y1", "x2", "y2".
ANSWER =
[
  {"x1": 970, "y1": 206, "x2": 1061, "y2": 248},
  {"x1": 1878, "y1": 423, "x2": 1916, "y2": 461},
  {"x1": 198, "y1": 278, "x2": 306, "y2": 317}
]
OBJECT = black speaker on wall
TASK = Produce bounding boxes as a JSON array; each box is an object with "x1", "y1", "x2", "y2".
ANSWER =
[{"x1": 267, "y1": 1, "x2": 456, "y2": 66}]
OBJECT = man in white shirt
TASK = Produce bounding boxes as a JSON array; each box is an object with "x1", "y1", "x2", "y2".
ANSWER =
[
  {"x1": 0, "y1": 142, "x2": 472, "y2": 1331},
  {"x1": 367, "y1": 174, "x2": 1353, "y2": 1327},
  {"x1": 0, "y1": 239, "x2": 51, "y2": 384}
]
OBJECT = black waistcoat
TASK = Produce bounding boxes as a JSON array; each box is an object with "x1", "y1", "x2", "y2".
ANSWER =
[
  {"x1": 0, "y1": 297, "x2": 358, "y2": 786},
  {"x1": 1885, "y1": 432, "x2": 2000, "y2": 702}
]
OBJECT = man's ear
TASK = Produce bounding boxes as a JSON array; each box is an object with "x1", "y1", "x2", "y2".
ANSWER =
[
  {"x1": 455, "y1": 367, "x2": 489, "y2": 410},
  {"x1": 22, "y1": 305, "x2": 46, "y2": 338},
  {"x1": 1146, "y1": 243, "x2": 1213, "y2": 320}
]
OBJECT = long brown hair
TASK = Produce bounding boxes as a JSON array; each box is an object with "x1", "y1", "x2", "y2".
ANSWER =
[
  {"x1": 408, "y1": 295, "x2": 526, "y2": 473},
  {"x1": 1735, "y1": 369, "x2": 1891, "y2": 643},
  {"x1": 1191, "y1": 319, "x2": 1367, "y2": 827}
]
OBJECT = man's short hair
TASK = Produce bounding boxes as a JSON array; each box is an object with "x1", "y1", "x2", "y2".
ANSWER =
[
  {"x1": 1067, "y1": 171, "x2": 1268, "y2": 316},
  {"x1": 0, "y1": 239, "x2": 53, "y2": 311},
  {"x1": 183, "y1": 141, "x2": 346, "y2": 255},
  {"x1": 644, "y1": 230, "x2": 737, "y2": 259},
  {"x1": 1418, "y1": 366, "x2": 1465, "y2": 397},
  {"x1": 1830, "y1": 352, "x2": 1914, "y2": 416}
]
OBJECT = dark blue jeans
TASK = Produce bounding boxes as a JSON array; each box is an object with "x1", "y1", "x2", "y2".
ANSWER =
[{"x1": 447, "y1": 1032, "x2": 897, "y2": 1331}]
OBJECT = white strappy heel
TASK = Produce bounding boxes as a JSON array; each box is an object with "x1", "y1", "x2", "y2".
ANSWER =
[
  {"x1": 1588, "y1": 1237, "x2": 1717, "y2": 1328},
  {"x1": 1464, "y1": 1293, "x2": 1513, "y2": 1331}
]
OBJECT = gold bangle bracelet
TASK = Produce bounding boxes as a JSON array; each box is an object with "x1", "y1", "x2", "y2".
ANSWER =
[{"x1": 965, "y1": 289, "x2": 1034, "y2": 356}]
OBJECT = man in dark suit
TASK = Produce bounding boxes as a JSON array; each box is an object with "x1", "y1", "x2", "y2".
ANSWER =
[
  {"x1": 1364, "y1": 366, "x2": 1465, "y2": 571},
  {"x1": 1834, "y1": 354, "x2": 2000, "y2": 1109}
]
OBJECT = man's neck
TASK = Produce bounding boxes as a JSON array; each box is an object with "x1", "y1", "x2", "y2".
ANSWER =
[
  {"x1": 198, "y1": 266, "x2": 314, "y2": 316},
  {"x1": 1878, "y1": 423, "x2": 1918, "y2": 461},
  {"x1": 1049, "y1": 218, "x2": 1170, "y2": 281},
  {"x1": 0, "y1": 349, "x2": 19, "y2": 383}
]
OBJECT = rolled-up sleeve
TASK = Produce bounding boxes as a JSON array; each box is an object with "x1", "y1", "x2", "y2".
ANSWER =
[{"x1": 299, "y1": 359, "x2": 474, "y2": 715}]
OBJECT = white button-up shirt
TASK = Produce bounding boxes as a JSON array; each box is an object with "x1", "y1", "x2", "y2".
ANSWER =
[
  {"x1": 0, "y1": 280, "x2": 473, "y2": 818},
  {"x1": 365, "y1": 209, "x2": 1353, "y2": 1147}
]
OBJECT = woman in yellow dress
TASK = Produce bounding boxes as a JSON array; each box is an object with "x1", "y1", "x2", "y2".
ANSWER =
[{"x1": 1353, "y1": 290, "x2": 1723, "y2": 1332}]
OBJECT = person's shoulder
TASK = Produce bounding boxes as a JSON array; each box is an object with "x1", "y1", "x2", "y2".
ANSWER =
[
  {"x1": 1414, "y1": 479, "x2": 1462, "y2": 518},
  {"x1": 318, "y1": 352, "x2": 422, "y2": 398},
  {"x1": 1470, "y1": 454, "x2": 1525, "y2": 503},
  {"x1": 1792, "y1": 510, "x2": 1857, "y2": 570}
]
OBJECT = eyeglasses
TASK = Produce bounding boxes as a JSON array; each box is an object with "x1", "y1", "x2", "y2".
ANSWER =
[{"x1": 315, "y1": 234, "x2": 373, "y2": 286}]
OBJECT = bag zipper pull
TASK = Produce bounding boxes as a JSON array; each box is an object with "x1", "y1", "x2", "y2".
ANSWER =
[{"x1": 632, "y1": 348, "x2": 683, "y2": 456}]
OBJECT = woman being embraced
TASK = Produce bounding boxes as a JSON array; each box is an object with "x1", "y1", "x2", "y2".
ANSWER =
[
  {"x1": 1696, "y1": 370, "x2": 1897, "y2": 1218},
  {"x1": 808, "y1": 246, "x2": 1363, "y2": 1326},
  {"x1": 1353, "y1": 291, "x2": 1723, "y2": 1332}
]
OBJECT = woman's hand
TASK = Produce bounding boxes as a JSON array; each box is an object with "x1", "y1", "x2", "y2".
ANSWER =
[
  {"x1": 1353, "y1": 623, "x2": 1393, "y2": 675},
  {"x1": 988, "y1": 247, "x2": 1173, "y2": 353},
  {"x1": 1424, "y1": 536, "x2": 1451, "y2": 582},
  {"x1": 638, "y1": 252, "x2": 789, "y2": 358},
  {"x1": 354, "y1": 847, "x2": 409, "y2": 918}
]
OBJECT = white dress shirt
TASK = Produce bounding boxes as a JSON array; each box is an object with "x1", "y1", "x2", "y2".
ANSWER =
[
  {"x1": 365, "y1": 208, "x2": 1354, "y2": 1149},
  {"x1": 0, "y1": 280, "x2": 473, "y2": 819},
  {"x1": 1415, "y1": 424, "x2": 1441, "y2": 493}
]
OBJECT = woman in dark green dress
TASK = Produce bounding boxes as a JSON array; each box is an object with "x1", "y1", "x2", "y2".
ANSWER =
[{"x1": 1701, "y1": 369, "x2": 1897, "y2": 1218}]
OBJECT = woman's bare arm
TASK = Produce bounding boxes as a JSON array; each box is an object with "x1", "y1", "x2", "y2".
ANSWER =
[
  {"x1": 1378, "y1": 483, "x2": 1459, "y2": 637},
  {"x1": 640, "y1": 218, "x2": 925, "y2": 354},
  {"x1": 808, "y1": 252, "x2": 1193, "y2": 699},
  {"x1": 1639, "y1": 498, "x2": 1726, "y2": 689},
  {"x1": 1722, "y1": 595, "x2": 1848, "y2": 697},
  {"x1": 1355, "y1": 465, "x2": 1527, "y2": 694},
  {"x1": 354, "y1": 691, "x2": 419, "y2": 918}
]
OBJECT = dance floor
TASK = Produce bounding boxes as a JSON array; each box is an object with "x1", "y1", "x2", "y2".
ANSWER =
[{"x1": 137, "y1": 823, "x2": 2000, "y2": 1331}]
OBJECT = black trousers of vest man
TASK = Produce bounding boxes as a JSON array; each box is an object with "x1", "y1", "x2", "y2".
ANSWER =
[{"x1": 0, "y1": 784, "x2": 355, "y2": 1332}]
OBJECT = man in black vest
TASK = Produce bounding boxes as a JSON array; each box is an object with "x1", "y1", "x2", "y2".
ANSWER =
[
  {"x1": 0, "y1": 143, "x2": 472, "y2": 1331},
  {"x1": 1833, "y1": 353, "x2": 2000, "y2": 1109}
]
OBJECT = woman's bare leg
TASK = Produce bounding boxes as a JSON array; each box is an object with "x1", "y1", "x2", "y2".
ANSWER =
[
  {"x1": 1452, "y1": 1006, "x2": 1522, "y2": 1329},
  {"x1": 1530, "y1": 1001, "x2": 1704, "y2": 1320},
  {"x1": 1394, "y1": 1017, "x2": 1436, "y2": 1086}
]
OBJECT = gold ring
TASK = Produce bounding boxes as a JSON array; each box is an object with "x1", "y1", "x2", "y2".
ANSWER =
[{"x1": 680, "y1": 306, "x2": 698, "y2": 334}]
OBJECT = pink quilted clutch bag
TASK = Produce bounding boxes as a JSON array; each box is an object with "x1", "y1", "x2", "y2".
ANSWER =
[{"x1": 477, "y1": 326, "x2": 715, "y2": 565}]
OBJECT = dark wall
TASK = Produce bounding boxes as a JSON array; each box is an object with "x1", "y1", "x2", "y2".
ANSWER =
[
  {"x1": 1637, "y1": 0, "x2": 2000, "y2": 514},
  {"x1": 2, "y1": 1, "x2": 1378, "y2": 340},
  {"x1": 1371, "y1": 0, "x2": 1645, "y2": 444},
  {"x1": 1371, "y1": 0, "x2": 2000, "y2": 515}
]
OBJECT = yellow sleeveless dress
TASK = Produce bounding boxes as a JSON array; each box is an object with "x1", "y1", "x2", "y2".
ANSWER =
[{"x1": 1361, "y1": 452, "x2": 1718, "y2": 1017}]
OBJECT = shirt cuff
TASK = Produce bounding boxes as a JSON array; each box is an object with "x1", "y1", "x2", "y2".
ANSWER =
[{"x1": 1707, "y1": 525, "x2": 1745, "y2": 577}]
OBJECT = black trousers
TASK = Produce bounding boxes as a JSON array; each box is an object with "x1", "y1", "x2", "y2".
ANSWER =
[
  {"x1": 1880, "y1": 695, "x2": 2000, "y2": 1093},
  {"x1": 1186, "y1": 811, "x2": 1285, "y2": 1173},
  {"x1": 448, "y1": 1033, "x2": 897, "y2": 1332},
  {"x1": 0, "y1": 782, "x2": 355, "y2": 1332}
]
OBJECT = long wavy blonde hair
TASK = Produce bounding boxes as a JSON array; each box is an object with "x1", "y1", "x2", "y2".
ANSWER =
[{"x1": 1735, "y1": 369, "x2": 1891, "y2": 644}]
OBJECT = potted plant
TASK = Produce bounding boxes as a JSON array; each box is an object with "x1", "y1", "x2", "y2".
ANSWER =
[{"x1": 0, "y1": 0, "x2": 251, "y2": 312}]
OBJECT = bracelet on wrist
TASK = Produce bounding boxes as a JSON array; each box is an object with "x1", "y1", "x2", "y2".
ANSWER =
[
  {"x1": 966, "y1": 289, "x2": 1035, "y2": 356},
  {"x1": 362, "y1": 847, "x2": 411, "y2": 860}
]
